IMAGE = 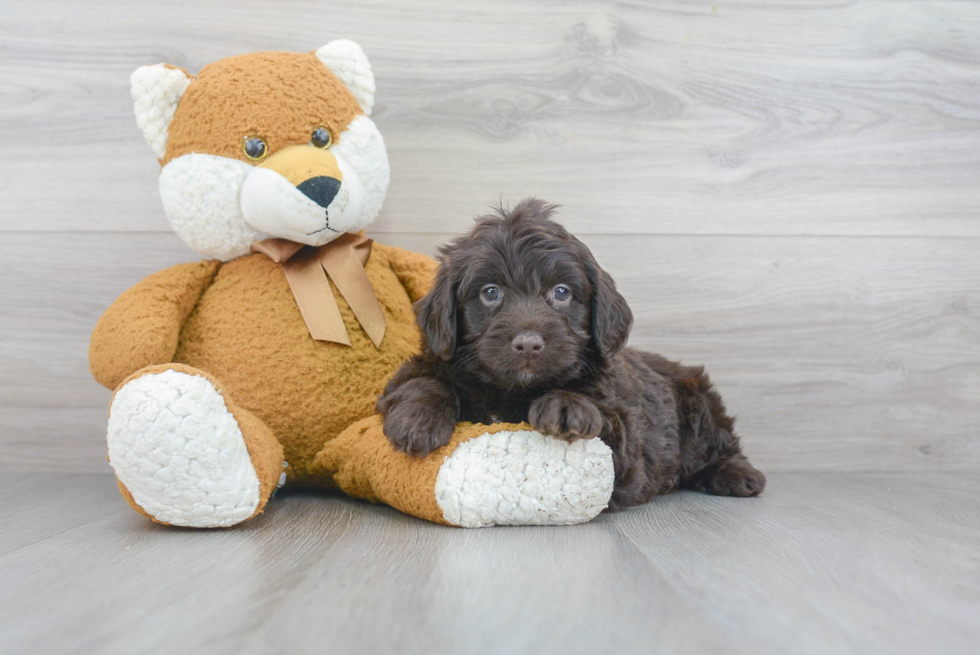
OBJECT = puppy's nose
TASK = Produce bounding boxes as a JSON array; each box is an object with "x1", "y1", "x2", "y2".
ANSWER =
[{"x1": 512, "y1": 332, "x2": 544, "y2": 355}]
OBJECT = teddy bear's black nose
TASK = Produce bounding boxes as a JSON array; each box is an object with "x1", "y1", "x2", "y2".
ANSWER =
[{"x1": 296, "y1": 176, "x2": 341, "y2": 209}]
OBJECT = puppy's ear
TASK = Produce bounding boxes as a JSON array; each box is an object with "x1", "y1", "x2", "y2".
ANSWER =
[
  {"x1": 587, "y1": 260, "x2": 633, "y2": 360},
  {"x1": 414, "y1": 265, "x2": 457, "y2": 361}
]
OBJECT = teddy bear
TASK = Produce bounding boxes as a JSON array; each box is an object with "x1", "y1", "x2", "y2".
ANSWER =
[{"x1": 89, "y1": 40, "x2": 615, "y2": 529}]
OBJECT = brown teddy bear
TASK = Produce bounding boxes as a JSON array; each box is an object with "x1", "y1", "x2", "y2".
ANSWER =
[{"x1": 89, "y1": 41, "x2": 614, "y2": 528}]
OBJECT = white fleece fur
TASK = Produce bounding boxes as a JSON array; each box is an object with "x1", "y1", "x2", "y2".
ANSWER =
[
  {"x1": 316, "y1": 40, "x2": 376, "y2": 116},
  {"x1": 435, "y1": 430, "x2": 615, "y2": 528},
  {"x1": 332, "y1": 115, "x2": 389, "y2": 229},
  {"x1": 159, "y1": 154, "x2": 265, "y2": 261},
  {"x1": 131, "y1": 64, "x2": 192, "y2": 159},
  {"x1": 107, "y1": 370, "x2": 261, "y2": 528},
  {"x1": 238, "y1": 166, "x2": 341, "y2": 246}
]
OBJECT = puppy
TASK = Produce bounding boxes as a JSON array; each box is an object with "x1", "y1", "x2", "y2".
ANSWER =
[{"x1": 377, "y1": 199, "x2": 765, "y2": 510}]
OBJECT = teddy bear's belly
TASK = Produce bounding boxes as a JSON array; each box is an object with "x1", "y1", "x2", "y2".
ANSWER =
[{"x1": 173, "y1": 254, "x2": 421, "y2": 480}]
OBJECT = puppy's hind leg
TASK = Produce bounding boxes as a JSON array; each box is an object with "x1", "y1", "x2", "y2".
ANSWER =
[
  {"x1": 686, "y1": 447, "x2": 766, "y2": 497},
  {"x1": 670, "y1": 363, "x2": 766, "y2": 497}
]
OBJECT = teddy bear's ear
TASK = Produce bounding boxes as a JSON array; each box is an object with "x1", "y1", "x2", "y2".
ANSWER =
[
  {"x1": 315, "y1": 40, "x2": 376, "y2": 116},
  {"x1": 131, "y1": 64, "x2": 193, "y2": 159}
]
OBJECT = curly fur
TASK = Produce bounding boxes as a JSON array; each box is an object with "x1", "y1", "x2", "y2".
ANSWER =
[{"x1": 378, "y1": 198, "x2": 765, "y2": 510}]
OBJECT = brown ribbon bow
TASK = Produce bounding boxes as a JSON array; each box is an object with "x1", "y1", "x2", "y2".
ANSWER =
[{"x1": 251, "y1": 233, "x2": 386, "y2": 348}]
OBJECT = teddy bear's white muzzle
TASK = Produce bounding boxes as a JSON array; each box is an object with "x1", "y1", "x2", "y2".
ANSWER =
[{"x1": 239, "y1": 150, "x2": 366, "y2": 247}]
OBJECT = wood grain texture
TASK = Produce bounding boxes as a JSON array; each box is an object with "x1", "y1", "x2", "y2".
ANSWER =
[
  {"x1": 1, "y1": 0, "x2": 979, "y2": 236},
  {"x1": 1, "y1": 471, "x2": 977, "y2": 654},
  {"x1": 2, "y1": 231, "x2": 977, "y2": 473},
  {"x1": 1, "y1": 2, "x2": 979, "y2": 474}
]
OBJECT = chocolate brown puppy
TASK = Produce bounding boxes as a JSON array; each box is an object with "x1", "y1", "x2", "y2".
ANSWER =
[{"x1": 378, "y1": 198, "x2": 765, "y2": 510}]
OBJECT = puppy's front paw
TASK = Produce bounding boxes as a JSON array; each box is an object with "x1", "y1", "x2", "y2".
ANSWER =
[
  {"x1": 379, "y1": 378, "x2": 457, "y2": 457},
  {"x1": 529, "y1": 391, "x2": 603, "y2": 441}
]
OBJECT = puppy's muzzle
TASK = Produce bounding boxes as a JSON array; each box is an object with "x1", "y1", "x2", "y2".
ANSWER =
[{"x1": 512, "y1": 332, "x2": 544, "y2": 356}]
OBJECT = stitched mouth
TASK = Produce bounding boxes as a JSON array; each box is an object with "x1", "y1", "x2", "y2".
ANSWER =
[{"x1": 306, "y1": 218, "x2": 340, "y2": 236}]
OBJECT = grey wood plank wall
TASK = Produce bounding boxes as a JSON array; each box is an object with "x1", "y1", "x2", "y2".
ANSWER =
[{"x1": 1, "y1": 1, "x2": 978, "y2": 473}]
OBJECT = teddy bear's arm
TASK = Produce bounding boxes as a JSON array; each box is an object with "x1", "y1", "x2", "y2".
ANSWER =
[
  {"x1": 373, "y1": 243, "x2": 439, "y2": 303},
  {"x1": 89, "y1": 260, "x2": 221, "y2": 390}
]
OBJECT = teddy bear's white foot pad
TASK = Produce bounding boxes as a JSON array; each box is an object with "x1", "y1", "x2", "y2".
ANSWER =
[
  {"x1": 107, "y1": 369, "x2": 260, "y2": 528},
  {"x1": 434, "y1": 430, "x2": 615, "y2": 528}
]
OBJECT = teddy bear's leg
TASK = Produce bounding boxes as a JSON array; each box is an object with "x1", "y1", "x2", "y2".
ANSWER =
[
  {"x1": 313, "y1": 416, "x2": 615, "y2": 527},
  {"x1": 106, "y1": 363, "x2": 285, "y2": 528}
]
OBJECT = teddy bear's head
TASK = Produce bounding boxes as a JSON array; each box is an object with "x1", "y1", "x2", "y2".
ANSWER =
[{"x1": 131, "y1": 41, "x2": 389, "y2": 261}]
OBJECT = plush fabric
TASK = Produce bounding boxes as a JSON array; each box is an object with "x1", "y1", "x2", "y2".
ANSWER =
[
  {"x1": 131, "y1": 63, "x2": 193, "y2": 159},
  {"x1": 108, "y1": 366, "x2": 264, "y2": 527},
  {"x1": 314, "y1": 40, "x2": 376, "y2": 115},
  {"x1": 158, "y1": 154, "x2": 262, "y2": 261},
  {"x1": 162, "y1": 52, "x2": 362, "y2": 166},
  {"x1": 90, "y1": 261, "x2": 221, "y2": 390},
  {"x1": 108, "y1": 363, "x2": 287, "y2": 526},
  {"x1": 170, "y1": 245, "x2": 431, "y2": 480},
  {"x1": 91, "y1": 41, "x2": 615, "y2": 529},
  {"x1": 316, "y1": 418, "x2": 616, "y2": 527}
]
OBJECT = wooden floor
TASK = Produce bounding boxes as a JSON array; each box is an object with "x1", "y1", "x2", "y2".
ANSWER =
[{"x1": 1, "y1": 471, "x2": 977, "y2": 655}]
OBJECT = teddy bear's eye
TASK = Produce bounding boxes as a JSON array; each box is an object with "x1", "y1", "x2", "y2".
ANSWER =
[
  {"x1": 311, "y1": 127, "x2": 332, "y2": 149},
  {"x1": 243, "y1": 136, "x2": 268, "y2": 161}
]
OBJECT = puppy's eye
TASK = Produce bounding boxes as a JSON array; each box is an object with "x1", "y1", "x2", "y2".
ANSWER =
[
  {"x1": 481, "y1": 285, "x2": 501, "y2": 304},
  {"x1": 311, "y1": 127, "x2": 332, "y2": 149},
  {"x1": 242, "y1": 136, "x2": 268, "y2": 161},
  {"x1": 553, "y1": 285, "x2": 572, "y2": 303}
]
